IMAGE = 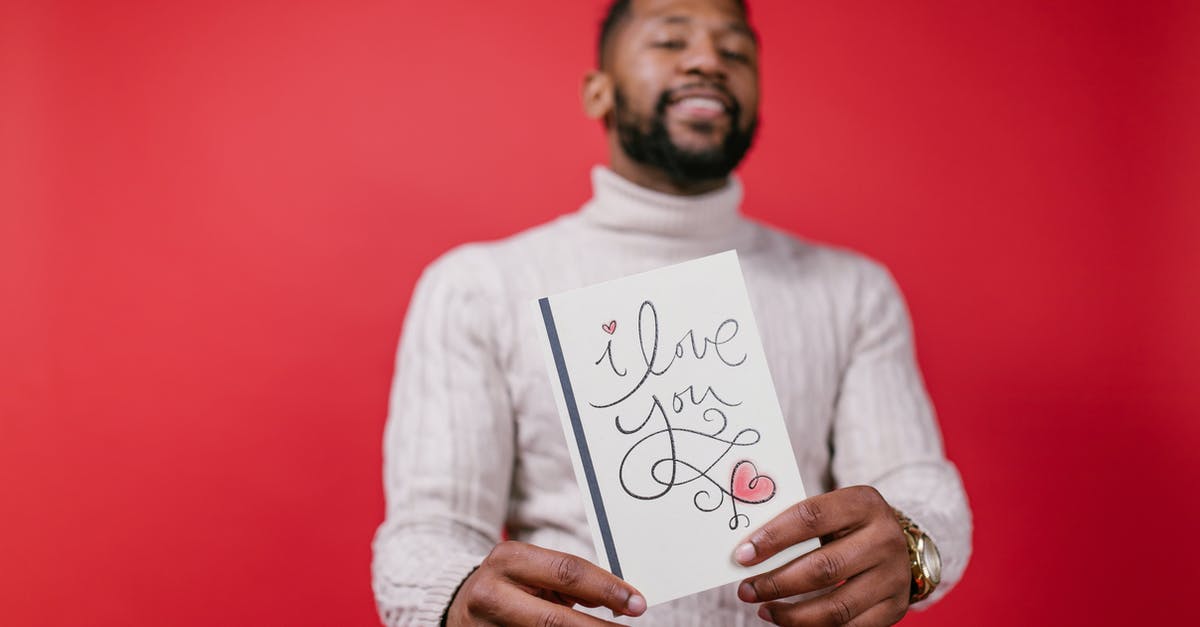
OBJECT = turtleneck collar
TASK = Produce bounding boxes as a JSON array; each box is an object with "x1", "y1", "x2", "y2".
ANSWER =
[{"x1": 579, "y1": 165, "x2": 746, "y2": 239}]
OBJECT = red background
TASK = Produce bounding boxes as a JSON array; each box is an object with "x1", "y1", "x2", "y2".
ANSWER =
[{"x1": 2, "y1": 1, "x2": 1197, "y2": 625}]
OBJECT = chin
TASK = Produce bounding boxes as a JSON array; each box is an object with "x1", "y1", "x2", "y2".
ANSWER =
[{"x1": 668, "y1": 132, "x2": 727, "y2": 155}]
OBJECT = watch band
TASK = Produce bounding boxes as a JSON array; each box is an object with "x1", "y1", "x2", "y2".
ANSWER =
[{"x1": 893, "y1": 509, "x2": 940, "y2": 604}]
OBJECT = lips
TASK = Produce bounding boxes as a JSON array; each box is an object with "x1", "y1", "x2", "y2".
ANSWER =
[
  {"x1": 665, "y1": 86, "x2": 735, "y2": 121},
  {"x1": 674, "y1": 96, "x2": 726, "y2": 114},
  {"x1": 668, "y1": 85, "x2": 734, "y2": 109}
]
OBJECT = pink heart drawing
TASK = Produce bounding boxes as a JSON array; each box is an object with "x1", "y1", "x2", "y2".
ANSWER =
[
  {"x1": 730, "y1": 461, "x2": 776, "y2": 504},
  {"x1": 602, "y1": 320, "x2": 617, "y2": 335}
]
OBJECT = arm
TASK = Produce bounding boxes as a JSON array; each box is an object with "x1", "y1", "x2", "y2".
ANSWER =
[
  {"x1": 371, "y1": 248, "x2": 646, "y2": 627},
  {"x1": 733, "y1": 259, "x2": 971, "y2": 625},
  {"x1": 371, "y1": 248, "x2": 515, "y2": 626},
  {"x1": 827, "y1": 260, "x2": 971, "y2": 605}
]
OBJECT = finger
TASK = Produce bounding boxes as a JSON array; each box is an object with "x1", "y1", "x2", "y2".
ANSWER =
[
  {"x1": 482, "y1": 584, "x2": 635, "y2": 627},
  {"x1": 739, "y1": 532, "x2": 879, "y2": 603},
  {"x1": 561, "y1": 594, "x2": 600, "y2": 608},
  {"x1": 545, "y1": 592, "x2": 601, "y2": 609},
  {"x1": 759, "y1": 565, "x2": 897, "y2": 627},
  {"x1": 844, "y1": 598, "x2": 909, "y2": 627},
  {"x1": 493, "y1": 543, "x2": 646, "y2": 616},
  {"x1": 734, "y1": 486, "x2": 885, "y2": 566},
  {"x1": 535, "y1": 588, "x2": 581, "y2": 607}
]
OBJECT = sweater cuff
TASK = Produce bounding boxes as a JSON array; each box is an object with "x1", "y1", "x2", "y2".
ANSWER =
[{"x1": 415, "y1": 552, "x2": 486, "y2": 626}]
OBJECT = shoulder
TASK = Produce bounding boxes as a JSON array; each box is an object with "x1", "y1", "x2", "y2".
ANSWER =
[
  {"x1": 426, "y1": 214, "x2": 570, "y2": 269},
  {"x1": 412, "y1": 244, "x2": 498, "y2": 309},
  {"x1": 749, "y1": 221, "x2": 900, "y2": 296},
  {"x1": 418, "y1": 216, "x2": 567, "y2": 287}
]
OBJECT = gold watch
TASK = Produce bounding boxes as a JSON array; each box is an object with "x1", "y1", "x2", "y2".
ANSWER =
[{"x1": 893, "y1": 509, "x2": 942, "y2": 603}]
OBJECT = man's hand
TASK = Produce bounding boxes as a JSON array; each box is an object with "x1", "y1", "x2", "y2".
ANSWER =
[
  {"x1": 733, "y1": 486, "x2": 911, "y2": 626},
  {"x1": 446, "y1": 541, "x2": 647, "y2": 626}
]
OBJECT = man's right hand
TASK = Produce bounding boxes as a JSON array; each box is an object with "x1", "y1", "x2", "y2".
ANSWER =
[{"x1": 446, "y1": 541, "x2": 647, "y2": 626}]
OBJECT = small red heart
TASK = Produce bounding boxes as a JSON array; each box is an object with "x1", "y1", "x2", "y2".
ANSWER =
[
  {"x1": 731, "y1": 461, "x2": 776, "y2": 504},
  {"x1": 602, "y1": 320, "x2": 617, "y2": 334}
]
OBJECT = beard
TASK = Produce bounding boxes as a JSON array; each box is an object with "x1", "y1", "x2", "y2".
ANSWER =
[{"x1": 613, "y1": 85, "x2": 758, "y2": 184}]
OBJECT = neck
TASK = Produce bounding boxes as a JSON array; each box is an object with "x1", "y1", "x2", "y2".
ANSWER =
[{"x1": 578, "y1": 165, "x2": 747, "y2": 242}]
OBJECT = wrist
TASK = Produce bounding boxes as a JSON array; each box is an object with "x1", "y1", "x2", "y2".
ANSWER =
[{"x1": 440, "y1": 565, "x2": 480, "y2": 627}]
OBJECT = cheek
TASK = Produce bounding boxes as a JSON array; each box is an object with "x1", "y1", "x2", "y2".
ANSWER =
[
  {"x1": 620, "y1": 61, "x2": 672, "y2": 107},
  {"x1": 737, "y1": 84, "x2": 760, "y2": 127},
  {"x1": 741, "y1": 102, "x2": 758, "y2": 129}
]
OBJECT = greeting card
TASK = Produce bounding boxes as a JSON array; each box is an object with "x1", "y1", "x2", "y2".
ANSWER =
[{"x1": 534, "y1": 251, "x2": 818, "y2": 606}]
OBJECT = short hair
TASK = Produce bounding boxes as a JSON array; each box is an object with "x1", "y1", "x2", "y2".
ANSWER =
[{"x1": 597, "y1": 0, "x2": 750, "y2": 68}]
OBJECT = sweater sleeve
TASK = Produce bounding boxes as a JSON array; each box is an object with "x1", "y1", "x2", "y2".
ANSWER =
[
  {"x1": 829, "y1": 260, "x2": 972, "y2": 607},
  {"x1": 371, "y1": 248, "x2": 513, "y2": 626}
]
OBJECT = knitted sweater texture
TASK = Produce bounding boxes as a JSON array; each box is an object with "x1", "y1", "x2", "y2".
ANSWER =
[{"x1": 372, "y1": 167, "x2": 972, "y2": 626}]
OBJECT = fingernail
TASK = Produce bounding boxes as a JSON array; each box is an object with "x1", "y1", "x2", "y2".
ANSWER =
[
  {"x1": 758, "y1": 605, "x2": 773, "y2": 623},
  {"x1": 625, "y1": 594, "x2": 646, "y2": 615},
  {"x1": 738, "y1": 581, "x2": 757, "y2": 602},
  {"x1": 734, "y1": 542, "x2": 756, "y2": 564}
]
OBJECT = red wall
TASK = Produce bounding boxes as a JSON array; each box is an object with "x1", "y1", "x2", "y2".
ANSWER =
[{"x1": 2, "y1": 1, "x2": 1197, "y2": 625}]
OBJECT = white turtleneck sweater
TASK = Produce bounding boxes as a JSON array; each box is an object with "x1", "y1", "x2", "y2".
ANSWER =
[{"x1": 372, "y1": 167, "x2": 972, "y2": 626}]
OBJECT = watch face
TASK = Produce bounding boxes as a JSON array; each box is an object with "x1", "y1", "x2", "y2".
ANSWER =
[{"x1": 920, "y1": 536, "x2": 942, "y2": 584}]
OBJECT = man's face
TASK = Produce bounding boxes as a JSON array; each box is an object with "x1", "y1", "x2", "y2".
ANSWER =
[{"x1": 605, "y1": 0, "x2": 760, "y2": 182}]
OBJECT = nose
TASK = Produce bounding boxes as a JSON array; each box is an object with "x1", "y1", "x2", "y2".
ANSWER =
[{"x1": 679, "y1": 35, "x2": 727, "y2": 80}]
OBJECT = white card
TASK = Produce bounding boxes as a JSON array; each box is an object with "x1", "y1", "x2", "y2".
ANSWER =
[{"x1": 534, "y1": 250, "x2": 818, "y2": 606}]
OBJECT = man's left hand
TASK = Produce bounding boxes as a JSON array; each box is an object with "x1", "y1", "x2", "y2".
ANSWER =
[{"x1": 733, "y1": 486, "x2": 912, "y2": 626}]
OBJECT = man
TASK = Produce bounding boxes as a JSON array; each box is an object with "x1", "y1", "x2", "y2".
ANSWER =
[{"x1": 372, "y1": 0, "x2": 971, "y2": 625}]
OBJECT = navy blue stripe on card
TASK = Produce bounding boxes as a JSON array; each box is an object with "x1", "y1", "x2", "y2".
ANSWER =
[{"x1": 538, "y1": 297, "x2": 622, "y2": 579}]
